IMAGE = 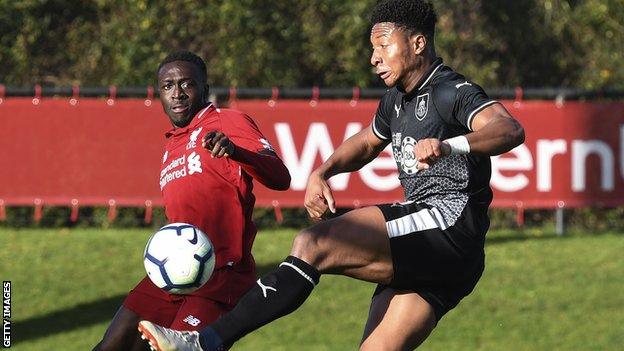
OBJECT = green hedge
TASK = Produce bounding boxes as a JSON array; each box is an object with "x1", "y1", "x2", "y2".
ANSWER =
[{"x1": 1, "y1": 0, "x2": 623, "y2": 89}]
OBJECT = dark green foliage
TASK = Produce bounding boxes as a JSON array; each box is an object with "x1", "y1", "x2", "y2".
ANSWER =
[{"x1": 1, "y1": 0, "x2": 622, "y2": 89}]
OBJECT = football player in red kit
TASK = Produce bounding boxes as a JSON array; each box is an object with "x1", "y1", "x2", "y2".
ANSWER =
[{"x1": 93, "y1": 51, "x2": 291, "y2": 351}]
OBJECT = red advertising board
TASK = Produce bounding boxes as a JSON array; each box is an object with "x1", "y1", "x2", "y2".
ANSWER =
[{"x1": 1, "y1": 97, "x2": 623, "y2": 209}]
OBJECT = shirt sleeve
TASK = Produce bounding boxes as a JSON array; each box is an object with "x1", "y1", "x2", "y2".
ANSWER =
[
  {"x1": 221, "y1": 111, "x2": 272, "y2": 153},
  {"x1": 451, "y1": 82, "x2": 497, "y2": 131},
  {"x1": 222, "y1": 111, "x2": 291, "y2": 190},
  {"x1": 372, "y1": 90, "x2": 396, "y2": 140}
]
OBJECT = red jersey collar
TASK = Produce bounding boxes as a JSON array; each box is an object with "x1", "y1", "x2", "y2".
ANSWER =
[{"x1": 165, "y1": 103, "x2": 215, "y2": 138}]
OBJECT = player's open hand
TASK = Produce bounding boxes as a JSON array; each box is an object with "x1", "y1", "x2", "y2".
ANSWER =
[
  {"x1": 415, "y1": 138, "x2": 451, "y2": 170},
  {"x1": 304, "y1": 171, "x2": 336, "y2": 220},
  {"x1": 202, "y1": 131, "x2": 236, "y2": 158}
]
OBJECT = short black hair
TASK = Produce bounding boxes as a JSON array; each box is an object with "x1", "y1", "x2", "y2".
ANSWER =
[
  {"x1": 157, "y1": 51, "x2": 208, "y2": 83},
  {"x1": 371, "y1": 0, "x2": 437, "y2": 38}
]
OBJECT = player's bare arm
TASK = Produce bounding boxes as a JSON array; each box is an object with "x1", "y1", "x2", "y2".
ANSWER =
[
  {"x1": 305, "y1": 125, "x2": 389, "y2": 219},
  {"x1": 416, "y1": 103, "x2": 525, "y2": 169},
  {"x1": 465, "y1": 103, "x2": 525, "y2": 155}
]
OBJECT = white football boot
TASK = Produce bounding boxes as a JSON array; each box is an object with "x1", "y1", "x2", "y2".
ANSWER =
[{"x1": 138, "y1": 320, "x2": 203, "y2": 351}]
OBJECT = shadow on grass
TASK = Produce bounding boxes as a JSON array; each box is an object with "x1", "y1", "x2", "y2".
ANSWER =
[
  {"x1": 13, "y1": 294, "x2": 125, "y2": 344},
  {"x1": 14, "y1": 261, "x2": 284, "y2": 344}
]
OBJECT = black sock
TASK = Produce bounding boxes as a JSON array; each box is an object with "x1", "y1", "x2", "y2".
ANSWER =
[{"x1": 199, "y1": 256, "x2": 320, "y2": 350}]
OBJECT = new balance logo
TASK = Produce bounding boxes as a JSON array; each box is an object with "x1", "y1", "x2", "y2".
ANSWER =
[
  {"x1": 187, "y1": 152, "x2": 202, "y2": 175},
  {"x1": 257, "y1": 279, "x2": 277, "y2": 298},
  {"x1": 183, "y1": 315, "x2": 201, "y2": 327}
]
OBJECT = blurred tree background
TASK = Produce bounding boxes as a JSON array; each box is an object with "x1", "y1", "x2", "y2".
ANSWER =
[{"x1": 0, "y1": 0, "x2": 622, "y2": 89}]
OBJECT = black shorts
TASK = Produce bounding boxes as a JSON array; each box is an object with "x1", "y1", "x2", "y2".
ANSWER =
[{"x1": 375, "y1": 201, "x2": 489, "y2": 321}]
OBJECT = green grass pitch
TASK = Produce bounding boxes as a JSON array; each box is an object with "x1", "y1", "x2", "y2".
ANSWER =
[{"x1": 1, "y1": 227, "x2": 622, "y2": 350}]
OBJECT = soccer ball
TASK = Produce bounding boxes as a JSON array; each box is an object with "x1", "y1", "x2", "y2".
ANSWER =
[{"x1": 143, "y1": 223, "x2": 216, "y2": 294}]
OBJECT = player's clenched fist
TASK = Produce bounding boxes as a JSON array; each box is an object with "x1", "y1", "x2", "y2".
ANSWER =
[
  {"x1": 415, "y1": 138, "x2": 451, "y2": 170},
  {"x1": 304, "y1": 171, "x2": 336, "y2": 220},
  {"x1": 202, "y1": 130, "x2": 236, "y2": 158}
]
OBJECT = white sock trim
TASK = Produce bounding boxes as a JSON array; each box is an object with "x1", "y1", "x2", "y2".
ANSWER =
[{"x1": 279, "y1": 262, "x2": 316, "y2": 287}]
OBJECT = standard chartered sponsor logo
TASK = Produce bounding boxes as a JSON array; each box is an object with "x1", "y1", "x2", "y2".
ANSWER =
[
  {"x1": 160, "y1": 155, "x2": 186, "y2": 179},
  {"x1": 159, "y1": 166, "x2": 187, "y2": 190},
  {"x1": 159, "y1": 152, "x2": 203, "y2": 189},
  {"x1": 187, "y1": 152, "x2": 202, "y2": 174}
]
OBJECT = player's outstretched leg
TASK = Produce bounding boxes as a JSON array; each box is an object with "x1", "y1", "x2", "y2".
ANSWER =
[
  {"x1": 139, "y1": 255, "x2": 321, "y2": 351},
  {"x1": 199, "y1": 255, "x2": 320, "y2": 349},
  {"x1": 360, "y1": 287, "x2": 436, "y2": 350},
  {"x1": 94, "y1": 306, "x2": 150, "y2": 351},
  {"x1": 138, "y1": 206, "x2": 391, "y2": 351}
]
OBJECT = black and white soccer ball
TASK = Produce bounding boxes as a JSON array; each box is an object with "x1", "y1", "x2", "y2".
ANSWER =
[{"x1": 143, "y1": 223, "x2": 216, "y2": 294}]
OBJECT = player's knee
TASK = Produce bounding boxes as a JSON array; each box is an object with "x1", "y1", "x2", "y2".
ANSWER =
[{"x1": 290, "y1": 228, "x2": 328, "y2": 268}]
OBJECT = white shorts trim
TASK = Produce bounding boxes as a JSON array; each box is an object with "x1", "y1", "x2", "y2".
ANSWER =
[{"x1": 386, "y1": 207, "x2": 449, "y2": 238}]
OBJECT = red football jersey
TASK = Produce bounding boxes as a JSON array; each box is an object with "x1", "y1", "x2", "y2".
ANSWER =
[{"x1": 158, "y1": 104, "x2": 289, "y2": 302}]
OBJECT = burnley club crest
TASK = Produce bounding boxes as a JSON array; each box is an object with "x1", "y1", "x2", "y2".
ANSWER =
[{"x1": 415, "y1": 93, "x2": 429, "y2": 121}]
